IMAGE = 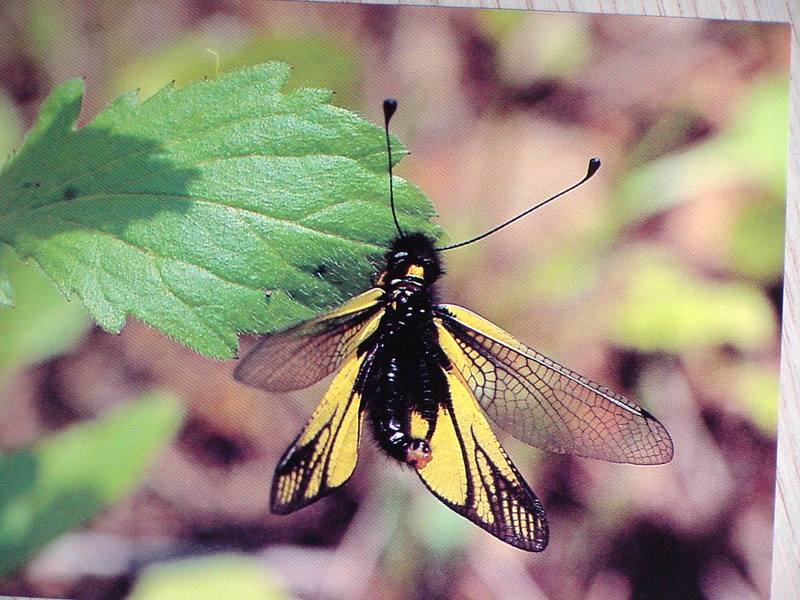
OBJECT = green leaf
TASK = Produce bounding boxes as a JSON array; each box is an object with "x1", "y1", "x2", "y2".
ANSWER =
[
  {"x1": 0, "y1": 62, "x2": 439, "y2": 358},
  {"x1": 129, "y1": 554, "x2": 287, "y2": 600},
  {"x1": 0, "y1": 247, "x2": 90, "y2": 381},
  {"x1": 611, "y1": 249, "x2": 775, "y2": 353},
  {"x1": 0, "y1": 392, "x2": 185, "y2": 576}
]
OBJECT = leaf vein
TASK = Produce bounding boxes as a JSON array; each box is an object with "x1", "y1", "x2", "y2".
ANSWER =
[
  {"x1": 14, "y1": 191, "x2": 387, "y2": 253},
  {"x1": 2, "y1": 109, "x2": 387, "y2": 212},
  {"x1": 53, "y1": 213, "x2": 268, "y2": 294},
  {"x1": 153, "y1": 260, "x2": 229, "y2": 344}
]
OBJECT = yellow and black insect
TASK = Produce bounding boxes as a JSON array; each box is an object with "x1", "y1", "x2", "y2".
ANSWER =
[{"x1": 234, "y1": 100, "x2": 673, "y2": 551}]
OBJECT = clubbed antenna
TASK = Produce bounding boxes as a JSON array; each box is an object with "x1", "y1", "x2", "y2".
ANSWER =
[
  {"x1": 436, "y1": 158, "x2": 602, "y2": 251},
  {"x1": 383, "y1": 98, "x2": 404, "y2": 238}
]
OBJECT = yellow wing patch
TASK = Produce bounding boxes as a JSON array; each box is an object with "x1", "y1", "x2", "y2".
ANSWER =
[
  {"x1": 409, "y1": 410, "x2": 433, "y2": 440},
  {"x1": 416, "y1": 329, "x2": 549, "y2": 551},
  {"x1": 271, "y1": 354, "x2": 365, "y2": 514}
]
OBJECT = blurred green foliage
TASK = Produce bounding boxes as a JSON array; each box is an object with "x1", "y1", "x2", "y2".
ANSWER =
[
  {"x1": 405, "y1": 487, "x2": 471, "y2": 556},
  {"x1": 731, "y1": 193, "x2": 785, "y2": 282},
  {"x1": 18, "y1": 1, "x2": 73, "y2": 66},
  {"x1": 487, "y1": 12, "x2": 590, "y2": 82},
  {"x1": 0, "y1": 392, "x2": 185, "y2": 575},
  {"x1": 113, "y1": 31, "x2": 361, "y2": 108},
  {"x1": 0, "y1": 247, "x2": 90, "y2": 382},
  {"x1": 129, "y1": 554, "x2": 286, "y2": 600},
  {"x1": 615, "y1": 76, "x2": 789, "y2": 227},
  {"x1": 478, "y1": 10, "x2": 526, "y2": 39},
  {"x1": 735, "y1": 362, "x2": 780, "y2": 433},
  {"x1": 522, "y1": 243, "x2": 600, "y2": 301},
  {"x1": 625, "y1": 107, "x2": 705, "y2": 168},
  {"x1": 611, "y1": 249, "x2": 774, "y2": 353}
]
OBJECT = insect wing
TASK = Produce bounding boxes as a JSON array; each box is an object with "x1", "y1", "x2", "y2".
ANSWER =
[
  {"x1": 234, "y1": 288, "x2": 384, "y2": 392},
  {"x1": 271, "y1": 353, "x2": 367, "y2": 514},
  {"x1": 414, "y1": 354, "x2": 548, "y2": 551},
  {"x1": 435, "y1": 305, "x2": 674, "y2": 465}
]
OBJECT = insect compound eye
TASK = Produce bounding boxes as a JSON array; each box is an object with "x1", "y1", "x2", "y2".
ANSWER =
[{"x1": 389, "y1": 251, "x2": 409, "y2": 267}]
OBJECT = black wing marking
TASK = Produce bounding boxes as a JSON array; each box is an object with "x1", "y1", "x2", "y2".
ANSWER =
[
  {"x1": 271, "y1": 353, "x2": 368, "y2": 514},
  {"x1": 234, "y1": 288, "x2": 384, "y2": 392},
  {"x1": 415, "y1": 358, "x2": 548, "y2": 551},
  {"x1": 435, "y1": 305, "x2": 673, "y2": 465}
]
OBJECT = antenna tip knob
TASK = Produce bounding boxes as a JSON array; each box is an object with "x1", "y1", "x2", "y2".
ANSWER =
[
  {"x1": 587, "y1": 157, "x2": 601, "y2": 178},
  {"x1": 383, "y1": 98, "x2": 398, "y2": 123}
]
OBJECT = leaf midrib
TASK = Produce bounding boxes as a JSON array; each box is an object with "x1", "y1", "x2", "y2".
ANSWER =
[{"x1": 0, "y1": 147, "x2": 399, "y2": 234}]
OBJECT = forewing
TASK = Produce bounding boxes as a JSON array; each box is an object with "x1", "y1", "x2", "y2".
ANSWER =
[
  {"x1": 435, "y1": 305, "x2": 674, "y2": 465},
  {"x1": 234, "y1": 288, "x2": 384, "y2": 392},
  {"x1": 271, "y1": 353, "x2": 367, "y2": 514},
  {"x1": 415, "y1": 363, "x2": 548, "y2": 552}
]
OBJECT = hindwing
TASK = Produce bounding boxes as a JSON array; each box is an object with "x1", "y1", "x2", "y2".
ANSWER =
[
  {"x1": 415, "y1": 328, "x2": 549, "y2": 551},
  {"x1": 271, "y1": 354, "x2": 368, "y2": 514}
]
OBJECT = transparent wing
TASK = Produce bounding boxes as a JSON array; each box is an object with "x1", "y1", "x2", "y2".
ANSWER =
[
  {"x1": 234, "y1": 288, "x2": 384, "y2": 392},
  {"x1": 271, "y1": 354, "x2": 366, "y2": 514},
  {"x1": 435, "y1": 305, "x2": 674, "y2": 465},
  {"x1": 415, "y1": 363, "x2": 548, "y2": 551}
]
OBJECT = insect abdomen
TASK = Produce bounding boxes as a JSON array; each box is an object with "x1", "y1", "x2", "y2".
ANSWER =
[{"x1": 363, "y1": 277, "x2": 448, "y2": 468}]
